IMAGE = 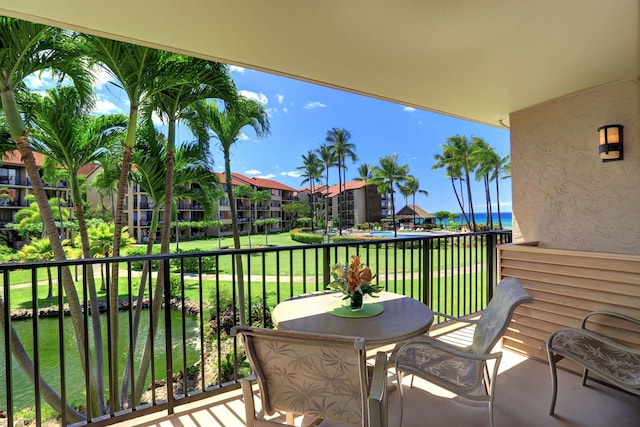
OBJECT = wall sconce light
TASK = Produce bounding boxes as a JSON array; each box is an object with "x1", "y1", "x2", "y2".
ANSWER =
[{"x1": 598, "y1": 124, "x2": 623, "y2": 161}]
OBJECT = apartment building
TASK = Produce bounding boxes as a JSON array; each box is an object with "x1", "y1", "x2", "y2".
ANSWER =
[
  {"x1": 299, "y1": 181, "x2": 392, "y2": 228},
  {"x1": 0, "y1": 151, "x2": 74, "y2": 247},
  {"x1": 216, "y1": 172, "x2": 298, "y2": 236}
]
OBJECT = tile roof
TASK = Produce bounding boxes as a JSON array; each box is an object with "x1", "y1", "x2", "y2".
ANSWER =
[
  {"x1": 1, "y1": 150, "x2": 44, "y2": 166},
  {"x1": 230, "y1": 172, "x2": 297, "y2": 192},
  {"x1": 326, "y1": 181, "x2": 366, "y2": 198}
]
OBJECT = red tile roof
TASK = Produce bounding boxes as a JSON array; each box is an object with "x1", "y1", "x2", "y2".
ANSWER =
[
  {"x1": 230, "y1": 172, "x2": 297, "y2": 192},
  {"x1": 326, "y1": 181, "x2": 365, "y2": 198},
  {"x1": 1, "y1": 150, "x2": 45, "y2": 166}
]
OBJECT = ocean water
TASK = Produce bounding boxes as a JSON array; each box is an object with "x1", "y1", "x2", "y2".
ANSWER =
[{"x1": 451, "y1": 212, "x2": 512, "y2": 229}]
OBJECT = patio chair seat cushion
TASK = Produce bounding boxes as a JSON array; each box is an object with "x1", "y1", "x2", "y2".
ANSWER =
[
  {"x1": 395, "y1": 336, "x2": 485, "y2": 396},
  {"x1": 549, "y1": 328, "x2": 640, "y2": 388}
]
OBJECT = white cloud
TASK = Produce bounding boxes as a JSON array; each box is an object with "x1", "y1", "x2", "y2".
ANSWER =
[
  {"x1": 93, "y1": 98, "x2": 122, "y2": 114},
  {"x1": 258, "y1": 174, "x2": 276, "y2": 179},
  {"x1": 245, "y1": 169, "x2": 262, "y2": 175},
  {"x1": 239, "y1": 90, "x2": 268, "y2": 105},
  {"x1": 238, "y1": 132, "x2": 250, "y2": 141},
  {"x1": 276, "y1": 94, "x2": 284, "y2": 104},
  {"x1": 281, "y1": 171, "x2": 301, "y2": 178},
  {"x1": 403, "y1": 106, "x2": 416, "y2": 112},
  {"x1": 304, "y1": 101, "x2": 326, "y2": 110},
  {"x1": 91, "y1": 66, "x2": 115, "y2": 89},
  {"x1": 229, "y1": 65, "x2": 245, "y2": 73},
  {"x1": 24, "y1": 74, "x2": 50, "y2": 89},
  {"x1": 283, "y1": 107, "x2": 289, "y2": 113}
]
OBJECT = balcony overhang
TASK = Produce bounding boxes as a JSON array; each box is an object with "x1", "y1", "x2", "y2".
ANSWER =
[{"x1": 2, "y1": 1, "x2": 638, "y2": 128}]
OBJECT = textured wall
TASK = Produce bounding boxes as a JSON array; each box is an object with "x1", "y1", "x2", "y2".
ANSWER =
[{"x1": 510, "y1": 77, "x2": 640, "y2": 254}]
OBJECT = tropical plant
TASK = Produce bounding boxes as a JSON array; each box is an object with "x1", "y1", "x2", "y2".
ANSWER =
[
  {"x1": 316, "y1": 143, "x2": 336, "y2": 235},
  {"x1": 192, "y1": 95, "x2": 270, "y2": 325},
  {"x1": 298, "y1": 150, "x2": 323, "y2": 231},
  {"x1": 326, "y1": 128, "x2": 357, "y2": 235},
  {"x1": 433, "y1": 135, "x2": 477, "y2": 230},
  {"x1": 354, "y1": 163, "x2": 374, "y2": 223},
  {"x1": 398, "y1": 175, "x2": 423, "y2": 226},
  {"x1": 0, "y1": 17, "x2": 93, "y2": 420},
  {"x1": 471, "y1": 137, "x2": 498, "y2": 229},
  {"x1": 253, "y1": 217, "x2": 279, "y2": 245},
  {"x1": 370, "y1": 154, "x2": 409, "y2": 237},
  {"x1": 492, "y1": 154, "x2": 510, "y2": 229}
]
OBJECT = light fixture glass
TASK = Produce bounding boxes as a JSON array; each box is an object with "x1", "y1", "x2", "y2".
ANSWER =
[{"x1": 598, "y1": 124, "x2": 624, "y2": 161}]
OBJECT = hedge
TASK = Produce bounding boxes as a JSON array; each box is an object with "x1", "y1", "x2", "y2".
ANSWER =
[{"x1": 290, "y1": 228, "x2": 324, "y2": 244}]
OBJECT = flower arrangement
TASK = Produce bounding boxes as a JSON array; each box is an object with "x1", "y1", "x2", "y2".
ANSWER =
[{"x1": 327, "y1": 255, "x2": 381, "y2": 309}]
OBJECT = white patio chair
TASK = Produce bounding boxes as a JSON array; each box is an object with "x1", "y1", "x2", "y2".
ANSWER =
[
  {"x1": 393, "y1": 277, "x2": 532, "y2": 427},
  {"x1": 232, "y1": 325, "x2": 388, "y2": 427}
]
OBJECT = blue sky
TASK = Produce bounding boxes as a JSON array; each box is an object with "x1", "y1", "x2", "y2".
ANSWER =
[{"x1": 27, "y1": 65, "x2": 512, "y2": 214}]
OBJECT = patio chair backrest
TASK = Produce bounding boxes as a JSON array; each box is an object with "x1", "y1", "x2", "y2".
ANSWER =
[
  {"x1": 234, "y1": 325, "x2": 370, "y2": 426},
  {"x1": 471, "y1": 277, "x2": 533, "y2": 354}
]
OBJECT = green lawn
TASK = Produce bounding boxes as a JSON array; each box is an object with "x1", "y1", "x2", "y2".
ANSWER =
[{"x1": 4, "y1": 232, "x2": 492, "y2": 314}]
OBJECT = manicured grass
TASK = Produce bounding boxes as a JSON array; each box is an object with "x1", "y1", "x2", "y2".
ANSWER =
[{"x1": 4, "y1": 232, "x2": 492, "y2": 314}]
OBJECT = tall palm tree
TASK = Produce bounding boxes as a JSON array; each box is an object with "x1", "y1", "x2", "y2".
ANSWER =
[
  {"x1": 316, "y1": 143, "x2": 336, "y2": 235},
  {"x1": 433, "y1": 135, "x2": 477, "y2": 230},
  {"x1": 19, "y1": 238, "x2": 58, "y2": 298},
  {"x1": 124, "y1": 126, "x2": 220, "y2": 402},
  {"x1": 0, "y1": 17, "x2": 95, "y2": 421},
  {"x1": 29, "y1": 85, "x2": 127, "y2": 397},
  {"x1": 471, "y1": 137, "x2": 497, "y2": 229},
  {"x1": 193, "y1": 95, "x2": 270, "y2": 325},
  {"x1": 491, "y1": 154, "x2": 510, "y2": 230},
  {"x1": 298, "y1": 150, "x2": 323, "y2": 231},
  {"x1": 398, "y1": 175, "x2": 421, "y2": 226},
  {"x1": 234, "y1": 185, "x2": 255, "y2": 245},
  {"x1": 326, "y1": 128, "x2": 357, "y2": 235},
  {"x1": 370, "y1": 154, "x2": 409, "y2": 238},
  {"x1": 252, "y1": 190, "x2": 272, "y2": 233},
  {"x1": 354, "y1": 163, "x2": 373, "y2": 224}
]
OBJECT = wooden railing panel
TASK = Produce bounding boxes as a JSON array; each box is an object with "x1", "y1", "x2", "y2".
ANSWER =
[{"x1": 498, "y1": 243, "x2": 640, "y2": 369}]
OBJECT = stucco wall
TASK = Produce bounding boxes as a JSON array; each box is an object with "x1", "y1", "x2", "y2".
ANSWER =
[{"x1": 510, "y1": 77, "x2": 640, "y2": 254}]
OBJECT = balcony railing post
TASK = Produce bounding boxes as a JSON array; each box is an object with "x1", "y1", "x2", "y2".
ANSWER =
[
  {"x1": 163, "y1": 257, "x2": 174, "y2": 414},
  {"x1": 486, "y1": 232, "x2": 497, "y2": 301},
  {"x1": 322, "y1": 245, "x2": 331, "y2": 286},
  {"x1": 421, "y1": 238, "x2": 431, "y2": 306}
]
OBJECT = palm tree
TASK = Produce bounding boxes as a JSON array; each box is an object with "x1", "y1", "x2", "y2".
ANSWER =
[
  {"x1": 298, "y1": 151, "x2": 323, "y2": 231},
  {"x1": 471, "y1": 137, "x2": 498, "y2": 229},
  {"x1": 326, "y1": 128, "x2": 357, "y2": 235},
  {"x1": 19, "y1": 238, "x2": 58, "y2": 299},
  {"x1": 354, "y1": 163, "x2": 374, "y2": 224},
  {"x1": 316, "y1": 144, "x2": 336, "y2": 236},
  {"x1": 123, "y1": 126, "x2": 220, "y2": 402},
  {"x1": 0, "y1": 17, "x2": 95, "y2": 421},
  {"x1": 398, "y1": 175, "x2": 422, "y2": 226},
  {"x1": 29, "y1": 86, "x2": 127, "y2": 393},
  {"x1": 370, "y1": 154, "x2": 409, "y2": 237},
  {"x1": 193, "y1": 95, "x2": 270, "y2": 325},
  {"x1": 491, "y1": 154, "x2": 510, "y2": 229},
  {"x1": 252, "y1": 190, "x2": 272, "y2": 233},
  {"x1": 433, "y1": 135, "x2": 477, "y2": 230}
]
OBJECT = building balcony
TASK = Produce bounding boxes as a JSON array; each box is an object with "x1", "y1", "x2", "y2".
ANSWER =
[{"x1": 3, "y1": 232, "x2": 639, "y2": 427}]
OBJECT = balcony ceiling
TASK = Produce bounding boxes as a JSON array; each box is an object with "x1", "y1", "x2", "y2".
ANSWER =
[{"x1": 2, "y1": 1, "x2": 638, "y2": 127}]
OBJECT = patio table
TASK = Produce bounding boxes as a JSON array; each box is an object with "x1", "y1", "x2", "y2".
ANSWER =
[{"x1": 271, "y1": 291, "x2": 434, "y2": 347}]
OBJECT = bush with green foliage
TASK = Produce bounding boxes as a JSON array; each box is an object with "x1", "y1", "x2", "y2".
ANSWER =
[
  {"x1": 289, "y1": 228, "x2": 323, "y2": 244},
  {"x1": 127, "y1": 246, "x2": 161, "y2": 270},
  {"x1": 170, "y1": 248, "x2": 217, "y2": 273}
]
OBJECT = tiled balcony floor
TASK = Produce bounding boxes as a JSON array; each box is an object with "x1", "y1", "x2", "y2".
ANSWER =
[{"x1": 112, "y1": 335, "x2": 640, "y2": 427}]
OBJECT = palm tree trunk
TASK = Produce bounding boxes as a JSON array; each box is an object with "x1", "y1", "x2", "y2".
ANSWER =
[
  {"x1": 124, "y1": 207, "x2": 159, "y2": 403},
  {"x1": 451, "y1": 177, "x2": 470, "y2": 229},
  {"x1": 0, "y1": 298, "x2": 85, "y2": 423},
  {"x1": 464, "y1": 167, "x2": 477, "y2": 231},
  {"x1": 390, "y1": 188, "x2": 398, "y2": 238},
  {"x1": 324, "y1": 171, "x2": 330, "y2": 236},
  {"x1": 337, "y1": 161, "x2": 342, "y2": 235},
  {"x1": 224, "y1": 153, "x2": 246, "y2": 325},
  {"x1": 495, "y1": 175, "x2": 503, "y2": 230},
  {"x1": 71, "y1": 176, "x2": 106, "y2": 405},
  {"x1": 15, "y1": 135, "x2": 104, "y2": 416}
]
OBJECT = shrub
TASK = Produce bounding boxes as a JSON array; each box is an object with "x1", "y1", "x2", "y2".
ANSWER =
[
  {"x1": 290, "y1": 228, "x2": 323, "y2": 244},
  {"x1": 171, "y1": 248, "x2": 217, "y2": 273},
  {"x1": 127, "y1": 246, "x2": 161, "y2": 270}
]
